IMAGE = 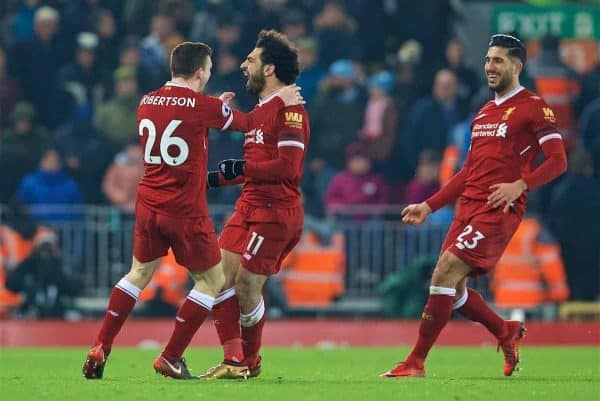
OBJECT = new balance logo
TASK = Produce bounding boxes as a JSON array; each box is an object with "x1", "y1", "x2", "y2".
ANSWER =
[
  {"x1": 473, "y1": 113, "x2": 487, "y2": 121},
  {"x1": 108, "y1": 310, "x2": 119, "y2": 317},
  {"x1": 175, "y1": 316, "x2": 185, "y2": 323}
]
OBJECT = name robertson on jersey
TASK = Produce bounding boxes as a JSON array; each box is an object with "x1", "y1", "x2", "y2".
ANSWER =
[{"x1": 140, "y1": 95, "x2": 196, "y2": 108}]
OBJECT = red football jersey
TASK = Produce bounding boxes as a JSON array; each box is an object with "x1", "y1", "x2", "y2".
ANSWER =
[
  {"x1": 464, "y1": 86, "x2": 561, "y2": 215},
  {"x1": 136, "y1": 81, "x2": 283, "y2": 217},
  {"x1": 237, "y1": 94, "x2": 310, "y2": 208}
]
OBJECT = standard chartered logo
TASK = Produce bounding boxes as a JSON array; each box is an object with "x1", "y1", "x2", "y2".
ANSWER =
[{"x1": 496, "y1": 122, "x2": 508, "y2": 138}]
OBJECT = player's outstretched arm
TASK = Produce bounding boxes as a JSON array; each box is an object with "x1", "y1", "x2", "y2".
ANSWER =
[
  {"x1": 226, "y1": 85, "x2": 305, "y2": 133},
  {"x1": 402, "y1": 202, "x2": 432, "y2": 225},
  {"x1": 424, "y1": 164, "x2": 468, "y2": 212}
]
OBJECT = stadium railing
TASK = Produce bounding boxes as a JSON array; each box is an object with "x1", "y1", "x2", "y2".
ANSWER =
[{"x1": 0, "y1": 204, "x2": 455, "y2": 312}]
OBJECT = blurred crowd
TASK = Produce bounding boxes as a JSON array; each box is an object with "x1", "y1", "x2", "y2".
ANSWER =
[{"x1": 0, "y1": 1, "x2": 598, "y2": 316}]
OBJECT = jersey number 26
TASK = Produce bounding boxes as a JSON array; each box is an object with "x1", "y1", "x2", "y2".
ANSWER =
[{"x1": 139, "y1": 118, "x2": 189, "y2": 166}]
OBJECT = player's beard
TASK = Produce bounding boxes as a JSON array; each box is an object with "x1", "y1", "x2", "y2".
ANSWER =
[
  {"x1": 488, "y1": 72, "x2": 512, "y2": 95},
  {"x1": 246, "y1": 69, "x2": 266, "y2": 95}
]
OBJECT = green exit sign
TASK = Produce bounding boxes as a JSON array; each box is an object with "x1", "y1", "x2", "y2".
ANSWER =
[{"x1": 492, "y1": 5, "x2": 599, "y2": 40}]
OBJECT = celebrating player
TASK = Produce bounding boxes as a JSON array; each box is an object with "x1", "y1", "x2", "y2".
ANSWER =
[
  {"x1": 199, "y1": 30, "x2": 309, "y2": 379},
  {"x1": 82, "y1": 41, "x2": 304, "y2": 380},
  {"x1": 381, "y1": 34, "x2": 567, "y2": 378}
]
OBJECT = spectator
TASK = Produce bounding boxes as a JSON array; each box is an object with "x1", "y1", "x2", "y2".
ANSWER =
[
  {"x1": 359, "y1": 70, "x2": 398, "y2": 170},
  {"x1": 54, "y1": 115, "x2": 114, "y2": 204},
  {"x1": 5, "y1": 237, "x2": 79, "y2": 318},
  {"x1": 404, "y1": 150, "x2": 441, "y2": 204},
  {"x1": 281, "y1": 10, "x2": 307, "y2": 42},
  {"x1": 94, "y1": 66, "x2": 140, "y2": 150},
  {"x1": 5, "y1": 0, "x2": 40, "y2": 45},
  {"x1": 311, "y1": 59, "x2": 366, "y2": 169},
  {"x1": 139, "y1": 14, "x2": 175, "y2": 89},
  {"x1": 548, "y1": 148, "x2": 600, "y2": 301},
  {"x1": 116, "y1": 38, "x2": 156, "y2": 94},
  {"x1": 492, "y1": 213, "x2": 569, "y2": 321},
  {"x1": 579, "y1": 97, "x2": 600, "y2": 180},
  {"x1": 441, "y1": 38, "x2": 480, "y2": 103},
  {"x1": 0, "y1": 101, "x2": 50, "y2": 202},
  {"x1": 403, "y1": 69, "x2": 467, "y2": 179},
  {"x1": 57, "y1": 32, "x2": 105, "y2": 122},
  {"x1": 206, "y1": 48, "x2": 252, "y2": 110},
  {"x1": 102, "y1": 143, "x2": 144, "y2": 213},
  {"x1": 527, "y1": 34, "x2": 580, "y2": 139},
  {"x1": 296, "y1": 37, "x2": 326, "y2": 105},
  {"x1": 325, "y1": 141, "x2": 390, "y2": 211},
  {"x1": 0, "y1": 46, "x2": 23, "y2": 127},
  {"x1": 313, "y1": 1, "x2": 362, "y2": 65},
  {"x1": 574, "y1": 62, "x2": 600, "y2": 118},
  {"x1": 91, "y1": 8, "x2": 120, "y2": 81},
  {"x1": 15, "y1": 148, "x2": 84, "y2": 223},
  {"x1": 8, "y1": 6, "x2": 70, "y2": 128},
  {"x1": 301, "y1": 158, "x2": 337, "y2": 218}
]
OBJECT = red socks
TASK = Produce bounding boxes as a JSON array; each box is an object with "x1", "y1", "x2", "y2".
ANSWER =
[
  {"x1": 162, "y1": 289, "x2": 214, "y2": 361},
  {"x1": 241, "y1": 297, "x2": 266, "y2": 362},
  {"x1": 212, "y1": 288, "x2": 243, "y2": 362},
  {"x1": 407, "y1": 287, "x2": 456, "y2": 365},
  {"x1": 97, "y1": 279, "x2": 141, "y2": 352},
  {"x1": 456, "y1": 287, "x2": 507, "y2": 339}
]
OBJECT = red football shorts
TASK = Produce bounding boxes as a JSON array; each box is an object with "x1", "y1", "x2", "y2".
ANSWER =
[
  {"x1": 441, "y1": 197, "x2": 522, "y2": 276},
  {"x1": 219, "y1": 205, "x2": 303, "y2": 276},
  {"x1": 133, "y1": 201, "x2": 221, "y2": 272}
]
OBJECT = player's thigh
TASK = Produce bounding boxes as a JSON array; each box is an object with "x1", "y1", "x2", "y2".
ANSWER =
[
  {"x1": 220, "y1": 248, "x2": 242, "y2": 289},
  {"x1": 161, "y1": 215, "x2": 222, "y2": 273},
  {"x1": 133, "y1": 202, "x2": 169, "y2": 263},
  {"x1": 124, "y1": 256, "x2": 162, "y2": 287},
  {"x1": 445, "y1": 211, "x2": 521, "y2": 275},
  {"x1": 219, "y1": 210, "x2": 250, "y2": 255}
]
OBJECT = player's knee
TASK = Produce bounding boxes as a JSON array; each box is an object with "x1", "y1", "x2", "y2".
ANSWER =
[
  {"x1": 125, "y1": 265, "x2": 154, "y2": 288},
  {"x1": 431, "y1": 253, "x2": 463, "y2": 288}
]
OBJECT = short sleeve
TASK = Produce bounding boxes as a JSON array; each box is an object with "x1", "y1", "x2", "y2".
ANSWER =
[
  {"x1": 196, "y1": 95, "x2": 234, "y2": 131},
  {"x1": 276, "y1": 107, "x2": 308, "y2": 151},
  {"x1": 531, "y1": 100, "x2": 562, "y2": 145}
]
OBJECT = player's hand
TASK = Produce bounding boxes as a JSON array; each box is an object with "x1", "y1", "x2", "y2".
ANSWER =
[
  {"x1": 219, "y1": 92, "x2": 236, "y2": 104},
  {"x1": 401, "y1": 202, "x2": 431, "y2": 225},
  {"x1": 206, "y1": 171, "x2": 220, "y2": 188},
  {"x1": 278, "y1": 84, "x2": 305, "y2": 106},
  {"x1": 488, "y1": 179, "x2": 528, "y2": 213},
  {"x1": 218, "y1": 159, "x2": 245, "y2": 180}
]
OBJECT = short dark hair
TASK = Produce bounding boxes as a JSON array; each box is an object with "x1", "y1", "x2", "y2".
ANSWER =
[
  {"x1": 170, "y1": 42, "x2": 212, "y2": 78},
  {"x1": 488, "y1": 34, "x2": 526, "y2": 64},
  {"x1": 255, "y1": 29, "x2": 299, "y2": 85}
]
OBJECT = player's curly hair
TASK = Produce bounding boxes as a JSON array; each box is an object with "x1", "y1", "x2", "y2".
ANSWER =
[
  {"x1": 171, "y1": 42, "x2": 212, "y2": 78},
  {"x1": 255, "y1": 29, "x2": 299, "y2": 85}
]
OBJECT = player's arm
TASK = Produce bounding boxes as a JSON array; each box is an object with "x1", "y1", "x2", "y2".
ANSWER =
[
  {"x1": 402, "y1": 156, "x2": 468, "y2": 225},
  {"x1": 202, "y1": 85, "x2": 304, "y2": 132},
  {"x1": 217, "y1": 145, "x2": 304, "y2": 184},
  {"x1": 488, "y1": 105, "x2": 567, "y2": 212},
  {"x1": 520, "y1": 134, "x2": 567, "y2": 190},
  {"x1": 425, "y1": 159, "x2": 468, "y2": 212},
  {"x1": 217, "y1": 108, "x2": 308, "y2": 183}
]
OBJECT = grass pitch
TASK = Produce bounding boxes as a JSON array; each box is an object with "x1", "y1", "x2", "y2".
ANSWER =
[{"x1": 1, "y1": 347, "x2": 598, "y2": 401}]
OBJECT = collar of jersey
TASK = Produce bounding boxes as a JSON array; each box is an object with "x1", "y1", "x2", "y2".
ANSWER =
[
  {"x1": 259, "y1": 87, "x2": 285, "y2": 106},
  {"x1": 165, "y1": 81, "x2": 192, "y2": 90},
  {"x1": 494, "y1": 85, "x2": 524, "y2": 106}
]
